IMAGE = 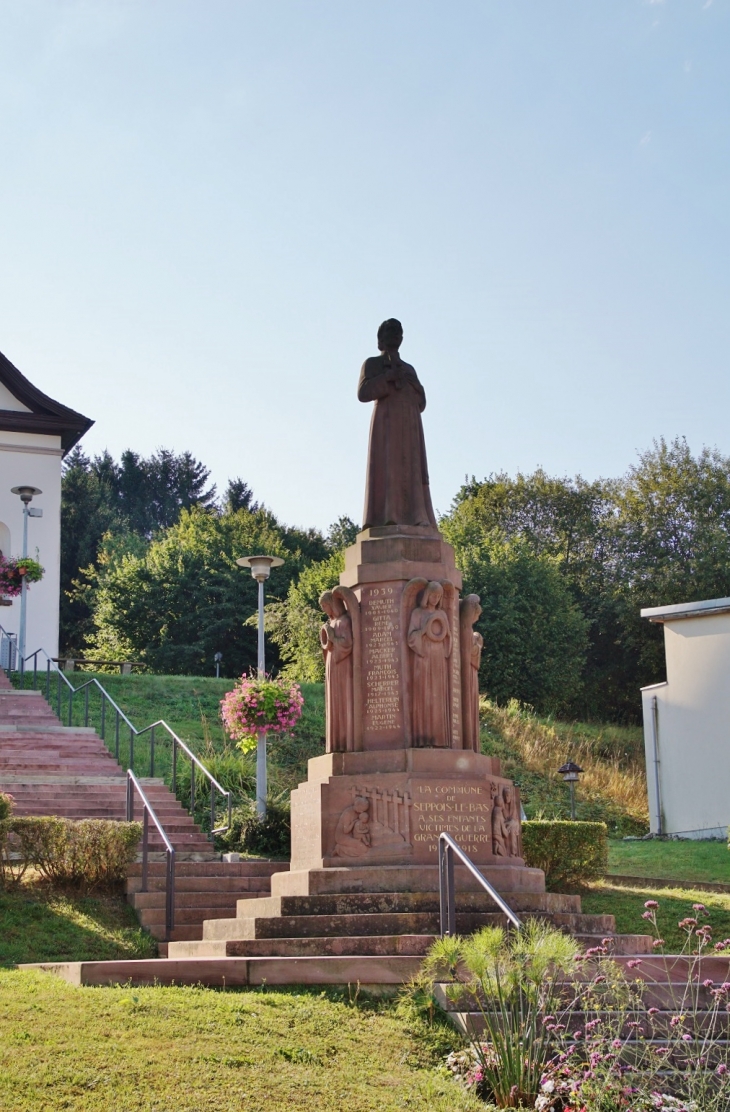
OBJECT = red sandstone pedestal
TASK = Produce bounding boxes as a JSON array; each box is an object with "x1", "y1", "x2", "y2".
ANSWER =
[{"x1": 283, "y1": 525, "x2": 545, "y2": 902}]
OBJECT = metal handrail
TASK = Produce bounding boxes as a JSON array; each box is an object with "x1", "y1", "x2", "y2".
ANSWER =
[
  {"x1": 439, "y1": 832, "x2": 522, "y2": 937},
  {"x1": 13, "y1": 657, "x2": 233, "y2": 839},
  {"x1": 127, "y1": 770, "x2": 176, "y2": 938}
]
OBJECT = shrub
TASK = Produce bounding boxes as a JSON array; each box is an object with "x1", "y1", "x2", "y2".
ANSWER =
[
  {"x1": 0, "y1": 817, "x2": 142, "y2": 889},
  {"x1": 0, "y1": 792, "x2": 13, "y2": 821},
  {"x1": 521, "y1": 819, "x2": 607, "y2": 890},
  {"x1": 218, "y1": 794, "x2": 291, "y2": 859},
  {"x1": 175, "y1": 751, "x2": 256, "y2": 831}
]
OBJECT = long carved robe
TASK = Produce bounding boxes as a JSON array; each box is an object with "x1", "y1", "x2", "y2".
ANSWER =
[
  {"x1": 407, "y1": 606, "x2": 451, "y2": 746},
  {"x1": 321, "y1": 613, "x2": 354, "y2": 752},
  {"x1": 358, "y1": 354, "x2": 437, "y2": 529}
]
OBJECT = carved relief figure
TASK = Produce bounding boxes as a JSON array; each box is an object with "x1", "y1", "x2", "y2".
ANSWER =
[
  {"x1": 333, "y1": 796, "x2": 371, "y2": 858},
  {"x1": 320, "y1": 590, "x2": 355, "y2": 752},
  {"x1": 332, "y1": 785, "x2": 412, "y2": 860},
  {"x1": 491, "y1": 783, "x2": 522, "y2": 858},
  {"x1": 407, "y1": 581, "x2": 452, "y2": 747},
  {"x1": 460, "y1": 594, "x2": 484, "y2": 753},
  {"x1": 358, "y1": 318, "x2": 437, "y2": 529}
]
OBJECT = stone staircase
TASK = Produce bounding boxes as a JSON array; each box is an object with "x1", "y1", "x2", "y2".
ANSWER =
[{"x1": 0, "y1": 668, "x2": 287, "y2": 946}]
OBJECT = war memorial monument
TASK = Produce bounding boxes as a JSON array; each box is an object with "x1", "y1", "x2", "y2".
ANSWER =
[{"x1": 274, "y1": 317, "x2": 544, "y2": 903}]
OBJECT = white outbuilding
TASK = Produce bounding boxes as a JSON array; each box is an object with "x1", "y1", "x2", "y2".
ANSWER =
[
  {"x1": 641, "y1": 596, "x2": 730, "y2": 839},
  {"x1": 0, "y1": 349, "x2": 92, "y2": 665}
]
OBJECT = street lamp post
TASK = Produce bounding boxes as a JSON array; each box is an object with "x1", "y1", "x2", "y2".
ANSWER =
[
  {"x1": 236, "y1": 554, "x2": 284, "y2": 818},
  {"x1": 558, "y1": 760, "x2": 584, "y2": 821},
  {"x1": 10, "y1": 486, "x2": 42, "y2": 671}
]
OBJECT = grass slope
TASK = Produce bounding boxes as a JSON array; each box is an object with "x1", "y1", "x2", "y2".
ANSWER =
[
  {"x1": 21, "y1": 672, "x2": 649, "y2": 834},
  {"x1": 581, "y1": 879, "x2": 730, "y2": 952},
  {"x1": 607, "y1": 838, "x2": 730, "y2": 885},
  {"x1": 481, "y1": 700, "x2": 648, "y2": 835},
  {"x1": 0, "y1": 971, "x2": 480, "y2": 1112},
  {"x1": 0, "y1": 878, "x2": 156, "y2": 966}
]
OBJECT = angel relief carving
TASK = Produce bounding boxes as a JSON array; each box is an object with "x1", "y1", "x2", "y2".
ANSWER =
[
  {"x1": 320, "y1": 587, "x2": 362, "y2": 753},
  {"x1": 460, "y1": 593, "x2": 483, "y2": 754},
  {"x1": 404, "y1": 578, "x2": 453, "y2": 747},
  {"x1": 491, "y1": 783, "x2": 522, "y2": 858}
]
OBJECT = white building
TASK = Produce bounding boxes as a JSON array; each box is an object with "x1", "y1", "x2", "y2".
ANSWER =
[
  {"x1": 0, "y1": 348, "x2": 92, "y2": 664},
  {"x1": 641, "y1": 596, "x2": 730, "y2": 839}
]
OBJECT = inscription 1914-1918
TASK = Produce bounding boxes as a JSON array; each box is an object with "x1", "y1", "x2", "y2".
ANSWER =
[
  {"x1": 411, "y1": 781, "x2": 492, "y2": 856},
  {"x1": 362, "y1": 585, "x2": 402, "y2": 735}
]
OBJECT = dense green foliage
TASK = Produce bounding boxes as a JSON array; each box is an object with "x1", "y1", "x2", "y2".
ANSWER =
[
  {"x1": 444, "y1": 438, "x2": 730, "y2": 719},
  {"x1": 521, "y1": 820, "x2": 608, "y2": 890},
  {"x1": 219, "y1": 794, "x2": 292, "y2": 858}
]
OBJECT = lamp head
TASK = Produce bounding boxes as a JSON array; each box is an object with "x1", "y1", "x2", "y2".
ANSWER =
[
  {"x1": 558, "y1": 760, "x2": 584, "y2": 783},
  {"x1": 236, "y1": 554, "x2": 284, "y2": 582},
  {"x1": 11, "y1": 485, "x2": 42, "y2": 505}
]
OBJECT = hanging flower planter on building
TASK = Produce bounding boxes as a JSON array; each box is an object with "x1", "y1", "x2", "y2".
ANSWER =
[{"x1": 0, "y1": 556, "x2": 44, "y2": 600}]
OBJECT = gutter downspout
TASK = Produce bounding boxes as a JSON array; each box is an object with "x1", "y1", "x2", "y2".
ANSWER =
[{"x1": 651, "y1": 695, "x2": 663, "y2": 836}]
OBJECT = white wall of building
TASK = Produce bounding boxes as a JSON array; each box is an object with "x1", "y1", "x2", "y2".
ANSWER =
[
  {"x1": 641, "y1": 599, "x2": 730, "y2": 839},
  {"x1": 0, "y1": 429, "x2": 63, "y2": 661}
]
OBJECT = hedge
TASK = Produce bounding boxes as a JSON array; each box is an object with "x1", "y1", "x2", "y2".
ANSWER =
[
  {"x1": 0, "y1": 817, "x2": 142, "y2": 889},
  {"x1": 0, "y1": 792, "x2": 13, "y2": 821},
  {"x1": 521, "y1": 820, "x2": 608, "y2": 891}
]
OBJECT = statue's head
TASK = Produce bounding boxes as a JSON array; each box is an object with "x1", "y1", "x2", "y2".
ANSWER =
[
  {"x1": 424, "y1": 581, "x2": 443, "y2": 609},
  {"x1": 319, "y1": 590, "x2": 335, "y2": 619},
  {"x1": 463, "y1": 594, "x2": 482, "y2": 623},
  {"x1": 377, "y1": 318, "x2": 403, "y2": 352}
]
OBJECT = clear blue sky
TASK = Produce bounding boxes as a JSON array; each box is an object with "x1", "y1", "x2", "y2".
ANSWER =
[{"x1": 0, "y1": 1, "x2": 728, "y2": 531}]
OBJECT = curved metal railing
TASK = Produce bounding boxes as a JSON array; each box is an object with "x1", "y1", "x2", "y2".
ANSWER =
[
  {"x1": 439, "y1": 831, "x2": 522, "y2": 937},
  {"x1": 127, "y1": 770, "x2": 176, "y2": 938}
]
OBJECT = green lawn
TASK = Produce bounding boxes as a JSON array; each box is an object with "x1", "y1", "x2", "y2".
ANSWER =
[
  {"x1": 582, "y1": 879, "x2": 730, "y2": 952},
  {"x1": 0, "y1": 971, "x2": 479, "y2": 1112},
  {"x1": 607, "y1": 837, "x2": 730, "y2": 885},
  {"x1": 0, "y1": 878, "x2": 157, "y2": 966}
]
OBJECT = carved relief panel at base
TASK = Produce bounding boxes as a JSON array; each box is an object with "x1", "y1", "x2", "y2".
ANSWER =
[{"x1": 323, "y1": 773, "x2": 523, "y2": 866}]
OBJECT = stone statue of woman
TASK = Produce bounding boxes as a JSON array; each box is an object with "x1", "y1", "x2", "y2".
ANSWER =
[
  {"x1": 320, "y1": 590, "x2": 354, "y2": 752},
  {"x1": 460, "y1": 594, "x2": 483, "y2": 753},
  {"x1": 358, "y1": 318, "x2": 437, "y2": 530},
  {"x1": 407, "y1": 581, "x2": 452, "y2": 747}
]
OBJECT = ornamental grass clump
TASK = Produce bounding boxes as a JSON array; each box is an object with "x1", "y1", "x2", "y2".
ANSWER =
[
  {"x1": 220, "y1": 672, "x2": 303, "y2": 754},
  {"x1": 421, "y1": 921, "x2": 581, "y2": 1108},
  {"x1": 420, "y1": 902, "x2": 730, "y2": 1110},
  {"x1": 0, "y1": 555, "x2": 44, "y2": 597}
]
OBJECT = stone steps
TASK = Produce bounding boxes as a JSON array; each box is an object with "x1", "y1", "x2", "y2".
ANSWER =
[
  {"x1": 0, "y1": 669, "x2": 288, "y2": 945},
  {"x1": 24, "y1": 956, "x2": 425, "y2": 986}
]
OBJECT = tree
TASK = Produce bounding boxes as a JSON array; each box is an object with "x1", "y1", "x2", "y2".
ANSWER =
[
  {"x1": 326, "y1": 515, "x2": 359, "y2": 551},
  {"x1": 265, "y1": 551, "x2": 345, "y2": 681},
  {"x1": 613, "y1": 437, "x2": 730, "y2": 685},
  {"x1": 60, "y1": 449, "x2": 119, "y2": 650},
  {"x1": 61, "y1": 447, "x2": 218, "y2": 650},
  {"x1": 223, "y1": 478, "x2": 259, "y2": 514},
  {"x1": 441, "y1": 520, "x2": 589, "y2": 715},
  {"x1": 85, "y1": 505, "x2": 306, "y2": 675}
]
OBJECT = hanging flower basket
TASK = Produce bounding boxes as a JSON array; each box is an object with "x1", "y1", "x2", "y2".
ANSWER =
[
  {"x1": 0, "y1": 556, "x2": 44, "y2": 598},
  {"x1": 221, "y1": 673, "x2": 304, "y2": 754}
]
